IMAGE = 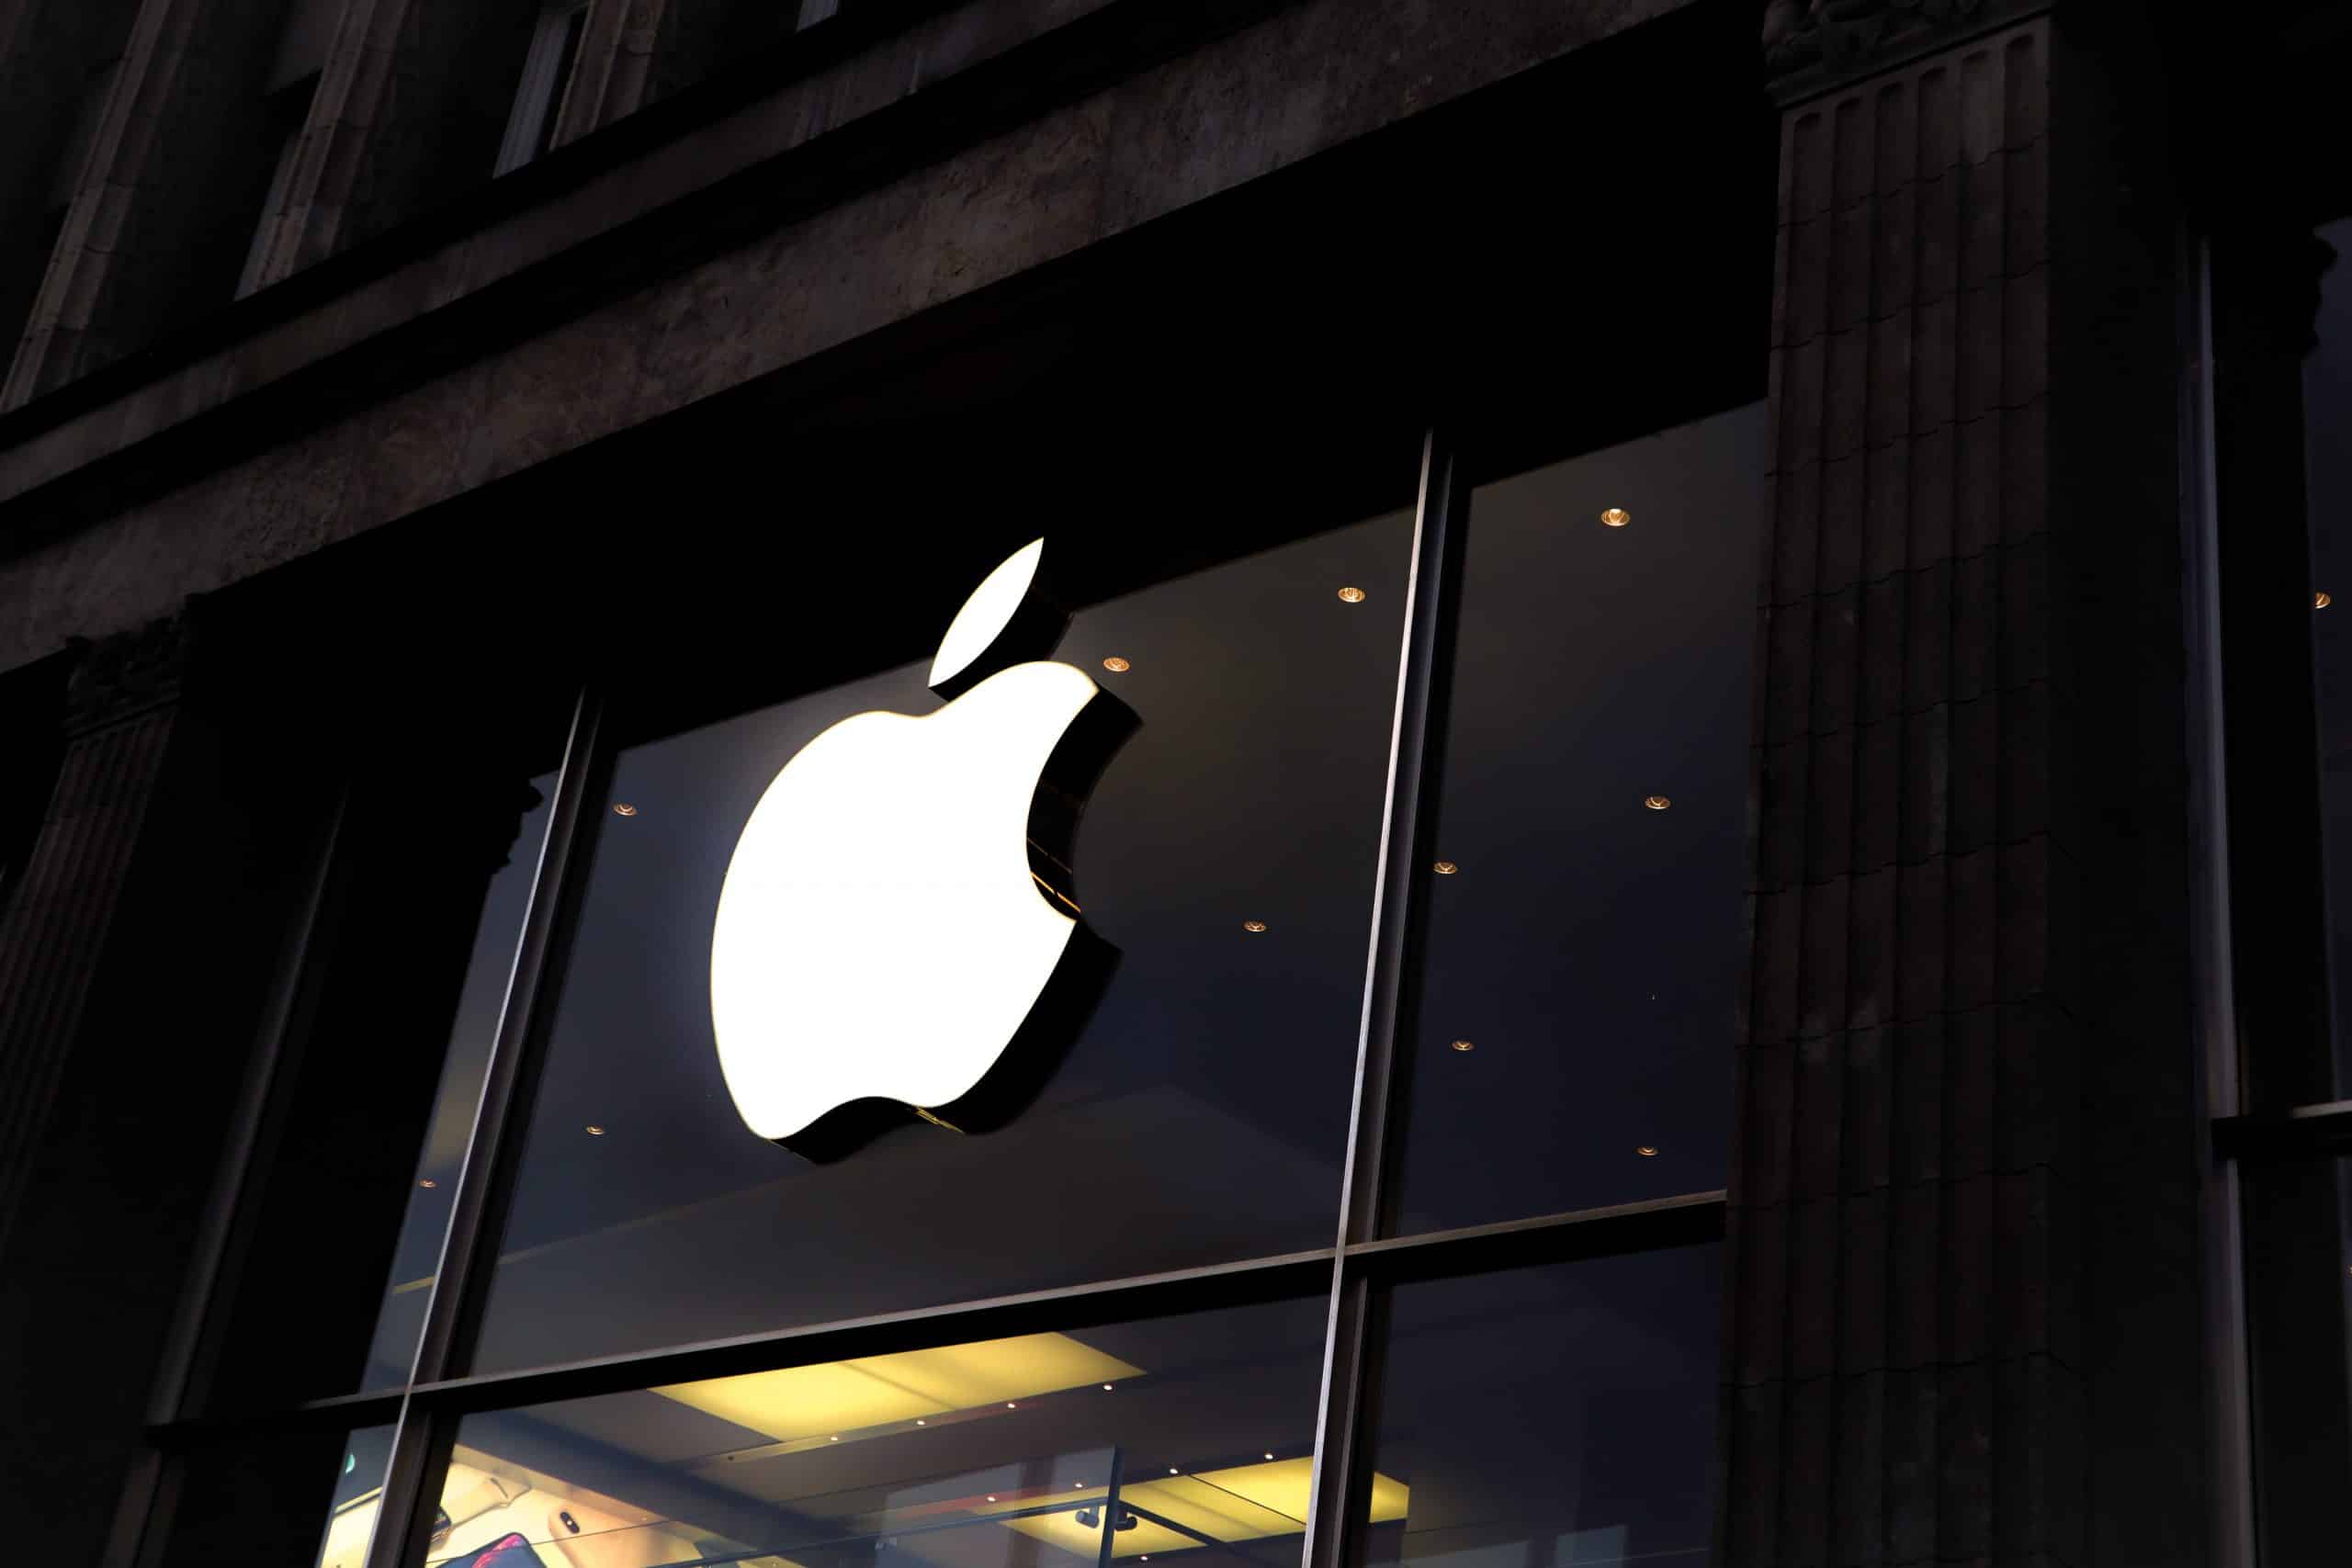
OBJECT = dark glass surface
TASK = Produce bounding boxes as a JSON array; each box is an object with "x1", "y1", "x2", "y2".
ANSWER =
[
  {"x1": 155, "y1": 1421, "x2": 393, "y2": 1568},
  {"x1": 2306, "y1": 219, "x2": 2352, "y2": 1097},
  {"x1": 2242, "y1": 1156, "x2": 2352, "y2": 1562},
  {"x1": 473, "y1": 512, "x2": 1414, "y2": 1371},
  {"x1": 198, "y1": 733, "x2": 564, "y2": 1405},
  {"x1": 420, "y1": 1294, "x2": 1338, "y2": 1568},
  {"x1": 1388, "y1": 407, "x2": 1765, "y2": 1234},
  {"x1": 356, "y1": 772, "x2": 560, "y2": 1391},
  {"x1": 1351, "y1": 1244, "x2": 1720, "y2": 1568}
]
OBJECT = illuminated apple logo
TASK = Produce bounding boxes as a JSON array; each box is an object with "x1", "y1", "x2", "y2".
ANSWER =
[{"x1": 710, "y1": 539, "x2": 1126, "y2": 1149}]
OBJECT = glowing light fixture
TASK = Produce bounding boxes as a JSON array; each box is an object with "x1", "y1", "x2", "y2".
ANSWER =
[
  {"x1": 1644, "y1": 795, "x2": 1671, "y2": 810},
  {"x1": 1600, "y1": 508, "x2": 1631, "y2": 527},
  {"x1": 710, "y1": 539, "x2": 1109, "y2": 1144},
  {"x1": 1337, "y1": 586, "x2": 1366, "y2": 604},
  {"x1": 1433, "y1": 860, "x2": 1458, "y2": 875},
  {"x1": 1242, "y1": 920, "x2": 1268, "y2": 933},
  {"x1": 417, "y1": 1179, "x2": 437, "y2": 1189},
  {"x1": 1636, "y1": 1145, "x2": 1659, "y2": 1156},
  {"x1": 1451, "y1": 1040, "x2": 1475, "y2": 1053},
  {"x1": 655, "y1": 1332, "x2": 1140, "y2": 1442},
  {"x1": 1102, "y1": 656, "x2": 1131, "y2": 673},
  {"x1": 2319, "y1": 592, "x2": 2334, "y2": 610},
  {"x1": 583, "y1": 1124, "x2": 606, "y2": 1136}
]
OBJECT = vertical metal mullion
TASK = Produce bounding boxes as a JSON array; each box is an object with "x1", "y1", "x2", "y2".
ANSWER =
[
  {"x1": 1301, "y1": 428, "x2": 1467, "y2": 1568},
  {"x1": 362, "y1": 685, "x2": 606, "y2": 1568},
  {"x1": 2182, "y1": 232, "x2": 2256, "y2": 1568}
]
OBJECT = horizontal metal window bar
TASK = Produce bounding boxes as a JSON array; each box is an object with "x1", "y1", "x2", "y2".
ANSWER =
[
  {"x1": 1339, "y1": 1190, "x2": 1728, "y2": 1268},
  {"x1": 406, "y1": 1247, "x2": 1340, "y2": 1414},
  {"x1": 145, "y1": 1191, "x2": 1730, "y2": 1443},
  {"x1": 2212, "y1": 1100, "x2": 2352, "y2": 1159}
]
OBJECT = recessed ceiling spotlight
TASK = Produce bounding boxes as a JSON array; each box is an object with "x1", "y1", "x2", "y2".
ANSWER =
[
  {"x1": 1263, "y1": 1451, "x2": 1274, "y2": 1461},
  {"x1": 1433, "y1": 860, "x2": 1458, "y2": 875},
  {"x1": 1451, "y1": 1039, "x2": 1475, "y2": 1053},
  {"x1": 1102, "y1": 656, "x2": 1131, "y2": 672},
  {"x1": 1635, "y1": 1145, "x2": 1659, "y2": 1156},
  {"x1": 612, "y1": 803, "x2": 639, "y2": 817},
  {"x1": 1242, "y1": 919, "x2": 1268, "y2": 933},
  {"x1": 1168, "y1": 1467, "x2": 1180, "y2": 1475},
  {"x1": 1600, "y1": 508, "x2": 1631, "y2": 527},
  {"x1": 987, "y1": 1496, "x2": 998, "y2": 1504},
  {"x1": 1102, "y1": 1383, "x2": 1114, "y2": 1391},
  {"x1": 830, "y1": 1436, "x2": 840, "y2": 1442},
  {"x1": 916, "y1": 1419, "x2": 926, "y2": 1426},
  {"x1": 584, "y1": 1124, "x2": 606, "y2": 1136},
  {"x1": 417, "y1": 1179, "x2": 437, "y2": 1189},
  {"x1": 1644, "y1": 795, "x2": 1672, "y2": 810},
  {"x1": 1006, "y1": 1402, "x2": 1017, "y2": 1409},
  {"x1": 2319, "y1": 592, "x2": 2334, "y2": 610},
  {"x1": 1337, "y1": 586, "x2": 1366, "y2": 604}
]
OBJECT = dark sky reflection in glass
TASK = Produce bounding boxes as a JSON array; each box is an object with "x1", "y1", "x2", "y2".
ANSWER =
[
  {"x1": 1388, "y1": 406, "x2": 1765, "y2": 1233},
  {"x1": 473, "y1": 515, "x2": 1412, "y2": 1371},
  {"x1": 2305, "y1": 219, "x2": 2352, "y2": 1097},
  {"x1": 1351, "y1": 1245, "x2": 1720, "y2": 1568}
]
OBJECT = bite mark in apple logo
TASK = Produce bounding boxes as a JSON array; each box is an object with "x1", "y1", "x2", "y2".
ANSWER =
[{"x1": 709, "y1": 538, "x2": 1132, "y2": 1158}]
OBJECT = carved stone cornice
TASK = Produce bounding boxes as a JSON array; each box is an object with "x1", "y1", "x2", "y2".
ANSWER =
[
  {"x1": 1762, "y1": 0, "x2": 2051, "y2": 102},
  {"x1": 62, "y1": 613, "x2": 194, "y2": 738}
]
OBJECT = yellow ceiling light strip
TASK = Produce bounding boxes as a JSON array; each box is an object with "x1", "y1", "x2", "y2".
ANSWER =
[
  {"x1": 986, "y1": 1461, "x2": 1408, "y2": 1561},
  {"x1": 653, "y1": 1333, "x2": 1142, "y2": 1441}
]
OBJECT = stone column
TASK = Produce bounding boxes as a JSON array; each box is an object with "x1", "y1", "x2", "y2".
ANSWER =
[
  {"x1": 1724, "y1": 4, "x2": 2206, "y2": 1565},
  {"x1": 0, "y1": 615, "x2": 191, "y2": 1259}
]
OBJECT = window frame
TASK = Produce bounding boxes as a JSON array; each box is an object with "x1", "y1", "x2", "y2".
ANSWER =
[
  {"x1": 493, "y1": 1, "x2": 592, "y2": 177},
  {"x1": 125, "y1": 427, "x2": 1736, "y2": 1568}
]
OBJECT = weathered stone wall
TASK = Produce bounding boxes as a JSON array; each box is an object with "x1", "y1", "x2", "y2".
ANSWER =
[{"x1": 0, "y1": 0, "x2": 1678, "y2": 676}]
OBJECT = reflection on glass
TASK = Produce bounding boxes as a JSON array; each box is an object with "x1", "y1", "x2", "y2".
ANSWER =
[
  {"x1": 474, "y1": 513, "x2": 1414, "y2": 1371},
  {"x1": 198, "y1": 753, "x2": 562, "y2": 1407},
  {"x1": 359, "y1": 773, "x2": 560, "y2": 1391},
  {"x1": 316, "y1": 1425, "x2": 400, "y2": 1568},
  {"x1": 1351, "y1": 1246, "x2": 1719, "y2": 1568},
  {"x1": 155, "y1": 1422, "x2": 394, "y2": 1568},
  {"x1": 390, "y1": 1295, "x2": 1372, "y2": 1567},
  {"x1": 2304, "y1": 219, "x2": 2352, "y2": 1095},
  {"x1": 1390, "y1": 407, "x2": 1766, "y2": 1233},
  {"x1": 2242, "y1": 1156, "x2": 2352, "y2": 1560}
]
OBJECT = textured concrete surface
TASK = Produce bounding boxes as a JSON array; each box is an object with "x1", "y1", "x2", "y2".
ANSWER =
[{"x1": 0, "y1": 0, "x2": 1680, "y2": 675}]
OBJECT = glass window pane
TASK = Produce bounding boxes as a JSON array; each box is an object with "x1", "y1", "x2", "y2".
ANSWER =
[
  {"x1": 154, "y1": 1421, "x2": 395, "y2": 1568},
  {"x1": 1351, "y1": 1244, "x2": 1721, "y2": 1568},
  {"x1": 198, "y1": 727, "x2": 563, "y2": 1404},
  {"x1": 396, "y1": 1293, "x2": 1352, "y2": 1568},
  {"x1": 473, "y1": 498, "x2": 1416, "y2": 1372},
  {"x1": 1387, "y1": 407, "x2": 1766, "y2": 1234},
  {"x1": 2306, "y1": 218, "x2": 2352, "y2": 1096},
  {"x1": 2243, "y1": 1156, "x2": 2352, "y2": 1560}
]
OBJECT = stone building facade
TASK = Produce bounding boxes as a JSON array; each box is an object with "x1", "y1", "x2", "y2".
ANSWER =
[{"x1": 1, "y1": 2, "x2": 2346, "y2": 1566}]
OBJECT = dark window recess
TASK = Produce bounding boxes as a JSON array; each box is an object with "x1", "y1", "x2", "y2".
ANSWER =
[
  {"x1": 184, "y1": 709, "x2": 565, "y2": 1411},
  {"x1": 235, "y1": 74, "x2": 319, "y2": 299},
  {"x1": 534, "y1": 6, "x2": 589, "y2": 160}
]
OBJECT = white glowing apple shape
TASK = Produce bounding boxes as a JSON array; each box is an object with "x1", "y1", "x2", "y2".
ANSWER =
[{"x1": 709, "y1": 540, "x2": 1098, "y2": 1142}]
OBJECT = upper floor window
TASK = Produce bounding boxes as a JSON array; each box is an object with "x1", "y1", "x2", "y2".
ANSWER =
[{"x1": 495, "y1": 1, "x2": 591, "y2": 175}]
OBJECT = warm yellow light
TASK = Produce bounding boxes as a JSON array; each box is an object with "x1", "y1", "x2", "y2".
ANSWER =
[
  {"x1": 1242, "y1": 919, "x2": 1268, "y2": 933},
  {"x1": 1451, "y1": 1040, "x2": 1474, "y2": 1053},
  {"x1": 612, "y1": 803, "x2": 639, "y2": 817},
  {"x1": 1601, "y1": 508, "x2": 1631, "y2": 527},
  {"x1": 1102, "y1": 656, "x2": 1131, "y2": 672},
  {"x1": 2319, "y1": 592, "x2": 2334, "y2": 610},
  {"x1": 654, "y1": 1333, "x2": 1141, "y2": 1441},
  {"x1": 989, "y1": 1458, "x2": 1408, "y2": 1562},
  {"x1": 583, "y1": 1124, "x2": 606, "y2": 1136},
  {"x1": 417, "y1": 1179, "x2": 437, "y2": 1189},
  {"x1": 1636, "y1": 1145, "x2": 1659, "y2": 1156},
  {"x1": 1337, "y1": 586, "x2": 1366, "y2": 604},
  {"x1": 1433, "y1": 860, "x2": 1458, "y2": 875},
  {"x1": 1644, "y1": 795, "x2": 1671, "y2": 810}
]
